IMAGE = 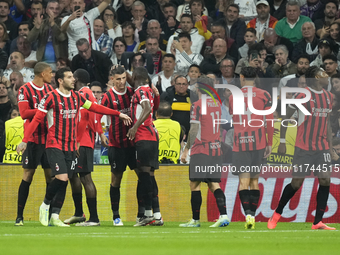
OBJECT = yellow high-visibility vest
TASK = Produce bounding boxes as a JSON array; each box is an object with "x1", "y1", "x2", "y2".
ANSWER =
[
  {"x1": 3, "y1": 116, "x2": 24, "y2": 164},
  {"x1": 154, "y1": 118, "x2": 181, "y2": 163}
]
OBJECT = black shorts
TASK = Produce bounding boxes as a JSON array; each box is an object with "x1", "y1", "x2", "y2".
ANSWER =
[
  {"x1": 108, "y1": 146, "x2": 137, "y2": 173},
  {"x1": 189, "y1": 154, "x2": 223, "y2": 183},
  {"x1": 76, "y1": 146, "x2": 94, "y2": 173},
  {"x1": 232, "y1": 149, "x2": 266, "y2": 177},
  {"x1": 135, "y1": 141, "x2": 159, "y2": 169},
  {"x1": 22, "y1": 142, "x2": 50, "y2": 169},
  {"x1": 292, "y1": 147, "x2": 331, "y2": 177},
  {"x1": 46, "y1": 148, "x2": 77, "y2": 178}
]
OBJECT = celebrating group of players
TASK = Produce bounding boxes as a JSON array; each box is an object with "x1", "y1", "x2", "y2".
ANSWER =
[{"x1": 13, "y1": 61, "x2": 336, "y2": 230}]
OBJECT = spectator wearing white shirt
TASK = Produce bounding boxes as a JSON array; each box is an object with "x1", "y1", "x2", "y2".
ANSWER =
[
  {"x1": 61, "y1": 0, "x2": 111, "y2": 60},
  {"x1": 170, "y1": 32, "x2": 203, "y2": 75},
  {"x1": 152, "y1": 53, "x2": 176, "y2": 94},
  {"x1": 167, "y1": 14, "x2": 205, "y2": 54},
  {"x1": 4, "y1": 51, "x2": 35, "y2": 83}
]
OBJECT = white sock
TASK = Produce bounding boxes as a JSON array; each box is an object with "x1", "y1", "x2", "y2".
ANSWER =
[
  {"x1": 51, "y1": 213, "x2": 59, "y2": 220},
  {"x1": 41, "y1": 202, "x2": 49, "y2": 209},
  {"x1": 220, "y1": 214, "x2": 227, "y2": 218},
  {"x1": 145, "y1": 210, "x2": 153, "y2": 217},
  {"x1": 154, "y1": 212, "x2": 161, "y2": 219}
]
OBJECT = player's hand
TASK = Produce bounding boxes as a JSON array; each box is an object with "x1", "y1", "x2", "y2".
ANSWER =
[
  {"x1": 100, "y1": 133, "x2": 109, "y2": 147},
  {"x1": 127, "y1": 126, "x2": 137, "y2": 140},
  {"x1": 119, "y1": 113, "x2": 132, "y2": 126},
  {"x1": 263, "y1": 145, "x2": 272, "y2": 158},
  {"x1": 180, "y1": 148, "x2": 189, "y2": 163},
  {"x1": 278, "y1": 143, "x2": 286, "y2": 155},
  {"x1": 151, "y1": 83, "x2": 159, "y2": 97},
  {"x1": 17, "y1": 142, "x2": 27, "y2": 154}
]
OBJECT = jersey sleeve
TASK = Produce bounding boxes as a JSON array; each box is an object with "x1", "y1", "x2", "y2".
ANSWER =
[
  {"x1": 38, "y1": 94, "x2": 53, "y2": 113},
  {"x1": 288, "y1": 92, "x2": 305, "y2": 110},
  {"x1": 190, "y1": 102, "x2": 200, "y2": 124},
  {"x1": 263, "y1": 91, "x2": 272, "y2": 109},
  {"x1": 17, "y1": 86, "x2": 28, "y2": 103},
  {"x1": 137, "y1": 89, "x2": 150, "y2": 104}
]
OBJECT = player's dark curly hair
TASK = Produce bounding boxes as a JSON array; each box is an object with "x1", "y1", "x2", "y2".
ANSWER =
[{"x1": 305, "y1": 66, "x2": 321, "y2": 79}]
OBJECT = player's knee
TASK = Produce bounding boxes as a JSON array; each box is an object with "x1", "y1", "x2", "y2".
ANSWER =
[
  {"x1": 291, "y1": 179, "x2": 304, "y2": 190},
  {"x1": 249, "y1": 178, "x2": 259, "y2": 190},
  {"x1": 111, "y1": 173, "x2": 123, "y2": 187},
  {"x1": 190, "y1": 181, "x2": 201, "y2": 191},
  {"x1": 208, "y1": 182, "x2": 219, "y2": 193},
  {"x1": 23, "y1": 169, "x2": 35, "y2": 182},
  {"x1": 318, "y1": 178, "x2": 330, "y2": 186}
]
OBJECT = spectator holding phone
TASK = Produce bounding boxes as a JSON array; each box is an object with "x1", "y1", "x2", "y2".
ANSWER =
[{"x1": 61, "y1": 0, "x2": 111, "y2": 60}]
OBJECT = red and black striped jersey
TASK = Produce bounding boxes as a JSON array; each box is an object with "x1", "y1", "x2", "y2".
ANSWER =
[
  {"x1": 100, "y1": 86, "x2": 134, "y2": 148},
  {"x1": 38, "y1": 89, "x2": 87, "y2": 151},
  {"x1": 17, "y1": 82, "x2": 54, "y2": 144},
  {"x1": 229, "y1": 86, "x2": 273, "y2": 152},
  {"x1": 78, "y1": 86, "x2": 97, "y2": 149},
  {"x1": 190, "y1": 97, "x2": 221, "y2": 156},
  {"x1": 131, "y1": 85, "x2": 158, "y2": 142},
  {"x1": 289, "y1": 87, "x2": 333, "y2": 151}
]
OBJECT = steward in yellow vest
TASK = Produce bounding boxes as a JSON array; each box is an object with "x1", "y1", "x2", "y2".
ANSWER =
[{"x1": 153, "y1": 101, "x2": 184, "y2": 164}]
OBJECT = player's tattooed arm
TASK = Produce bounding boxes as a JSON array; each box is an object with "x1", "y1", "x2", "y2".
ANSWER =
[
  {"x1": 181, "y1": 123, "x2": 199, "y2": 163},
  {"x1": 328, "y1": 115, "x2": 338, "y2": 160},
  {"x1": 278, "y1": 105, "x2": 296, "y2": 155}
]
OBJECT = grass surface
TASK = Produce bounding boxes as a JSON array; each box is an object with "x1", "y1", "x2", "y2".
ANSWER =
[{"x1": 0, "y1": 221, "x2": 339, "y2": 255}]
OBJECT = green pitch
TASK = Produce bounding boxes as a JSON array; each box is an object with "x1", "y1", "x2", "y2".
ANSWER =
[{"x1": 0, "y1": 221, "x2": 339, "y2": 255}]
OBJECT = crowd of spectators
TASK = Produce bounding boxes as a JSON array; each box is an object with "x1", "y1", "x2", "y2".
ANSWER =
[{"x1": 2, "y1": 0, "x2": 340, "y2": 163}]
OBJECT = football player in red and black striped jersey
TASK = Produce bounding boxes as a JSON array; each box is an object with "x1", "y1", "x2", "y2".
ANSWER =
[
  {"x1": 15, "y1": 62, "x2": 54, "y2": 226},
  {"x1": 268, "y1": 66, "x2": 336, "y2": 230},
  {"x1": 63, "y1": 69, "x2": 102, "y2": 226},
  {"x1": 229, "y1": 67, "x2": 274, "y2": 229}
]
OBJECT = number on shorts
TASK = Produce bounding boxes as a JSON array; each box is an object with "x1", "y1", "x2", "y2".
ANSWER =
[{"x1": 323, "y1": 153, "x2": 331, "y2": 163}]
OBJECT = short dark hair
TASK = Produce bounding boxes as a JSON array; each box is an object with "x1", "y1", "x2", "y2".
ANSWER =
[
  {"x1": 74, "y1": 68, "x2": 90, "y2": 84},
  {"x1": 211, "y1": 20, "x2": 225, "y2": 29},
  {"x1": 240, "y1": 67, "x2": 257, "y2": 79},
  {"x1": 55, "y1": 67, "x2": 72, "y2": 87},
  {"x1": 132, "y1": 67, "x2": 149, "y2": 86},
  {"x1": 297, "y1": 54, "x2": 311, "y2": 63},
  {"x1": 113, "y1": 37, "x2": 127, "y2": 51},
  {"x1": 333, "y1": 137, "x2": 340, "y2": 146},
  {"x1": 163, "y1": 53, "x2": 176, "y2": 61},
  {"x1": 34, "y1": 62, "x2": 51, "y2": 76},
  {"x1": 189, "y1": 0, "x2": 205, "y2": 9},
  {"x1": 110, "y1": 65, "x2": 126, "y2": 77},
  {"x1": 122, "y1": 21, "x2": 136, "y2": 30},
  {"x1": 90, "y1": 81, "x2": 102, "y2": 90},
  {"x1": 162, "y1": 2, "x2": 176, "y2": 11},
  {"x1": 323, "y1": 54, "x2": 337, "y2": 63},
  {"x1": 188, "y1": 64, "x2": 200, "y2": 72},
  {"x1": 178, "y1": 32, "x2": 191, "y2": 41},
  {"x1": 31, "y1": 1, "x2": 44, "y2": 8},
  {"x1": 18, "y1": 21, "x2": 30, "y2": 30},
  {"x1": 326, "y1": 0, "x2": 338, "y2": 10},
  {"x1": 180, "y1": 13, "x2": 194, "y2": 24},
  {"x1": 157, "y1": 101, "x2": 172, "y2": 117},
  {"x1": 247, "y1": 43, "x2": 266, "y2": 58},
  {"x1": 11, "y1": 51, "x2": 25, "y2": 60},
  {"x1": 227, "y1": 4, "x2": 240, "y2": 13},
  {"x1": 245, "y1": 27, "x2": 256, "y2": 36}
]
